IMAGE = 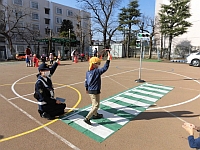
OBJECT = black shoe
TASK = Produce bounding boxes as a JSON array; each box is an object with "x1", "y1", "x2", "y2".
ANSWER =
[
  {"x1": 41, "y1": 112, "x2": 55, "y2": 120},
  {"x1": 84, "y1": 118, "x2": 92, "y2": 125},
  {"x1": 38, "y1": 110, "x2": 44, "y2": 117},
  {"x1": 93, "y1": 113, "x2": 103, "y2": 119}
]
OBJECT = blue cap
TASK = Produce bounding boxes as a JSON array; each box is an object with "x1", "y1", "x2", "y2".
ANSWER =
[{"x1": 38, "y1": 63, "x2": 49, "y2": 71}]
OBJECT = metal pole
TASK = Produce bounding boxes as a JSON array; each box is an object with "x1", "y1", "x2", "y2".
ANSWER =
[
  {"x1": 139, "y1": 40, "x2": 142, "y2": 79},
  {"x1": 135, "y1": 39, "x2": 145, "y2": 83},
  {"x1": 69, "y1": 29, "x2": 71, "y2": 60}
]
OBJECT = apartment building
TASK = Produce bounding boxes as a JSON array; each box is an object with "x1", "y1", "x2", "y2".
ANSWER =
[
  {"x1": 0, "y1": 0, "x2": 91, "y2": 59},
  {"x1": 155, "y1": 0, "x2": 200, "y2": 51}
]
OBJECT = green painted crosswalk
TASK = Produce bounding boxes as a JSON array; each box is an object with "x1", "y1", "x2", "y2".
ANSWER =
[{"x1": 61, "y1": 83, "x2": 173, "y2": 142}]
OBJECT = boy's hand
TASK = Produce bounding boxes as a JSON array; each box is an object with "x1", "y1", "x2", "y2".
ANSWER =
[{"x1": 107, "y1": 50, "x2": 111, "y2": 60}]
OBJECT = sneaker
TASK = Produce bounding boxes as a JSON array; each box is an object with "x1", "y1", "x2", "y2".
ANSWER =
[
  {"x1": 84, "y1": 118, "x2": 92, "y2": 125},
  {"x1": 41, "y1": 112, "x2": 55, "y2": 120},
  {"x1": 93, "y1": 113, "x2": 103, "y2": 119}
]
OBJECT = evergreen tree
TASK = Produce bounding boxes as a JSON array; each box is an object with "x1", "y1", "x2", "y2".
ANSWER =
[
  {"x1": 60, "y1": 19, "x2": 76, "y2": 39},
  {"x1": 118, "y1": 0, "x2": 141, "y2": 57},
  {"x1": 159, "y1": 0, "x2": 192, "y2": 60}
]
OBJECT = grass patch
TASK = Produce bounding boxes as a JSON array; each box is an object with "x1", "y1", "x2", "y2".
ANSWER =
[{"x1": 142, "y1": 59, "x2": 162, "y2": 62}]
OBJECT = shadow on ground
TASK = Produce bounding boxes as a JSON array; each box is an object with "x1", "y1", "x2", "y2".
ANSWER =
[
  {"x1": 133, "y1": 111, "x2": 199, "y2": 120},
  {"x1": 0, "y1": 135, "x2": 4, "y2": 139}
]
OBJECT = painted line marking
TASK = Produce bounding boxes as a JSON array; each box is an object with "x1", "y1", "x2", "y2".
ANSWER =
[
  {"x1": 61, "y1": 83, "x2": 173, "y2": 142},
  {"x1": 2, "y1": 65, "x2": 200, "y2": 144},
  {"x1": 102, "y1": 101, "x2": 142, "y2": 115},
  {"x1": 97, "y1": 109, "x2": 129, "y2": 126},
  {"x1": 131, "y1": 89, "x2": 164, "y2": 97},
  {"x1": 0, "y1": 93, "x2": 80, "y2": 150},
  {"x1": 0, "y1": 78, "x2": 81, "y2": 150},
  {"x1": 145, "y1": 83, "x2": 173, "y2": 90},
  {"x1": 139, "y1": 86, "x2": 169, "y2": 93},
  {"x1": 123, "y1": 93, "x2": 158, "y2": 102},
  {"x1": 67, "y1": 114, "x2": 114, "y2": 139},
  {"x1": 114, "y1": 97, "x2": 151, "y2": 108}
]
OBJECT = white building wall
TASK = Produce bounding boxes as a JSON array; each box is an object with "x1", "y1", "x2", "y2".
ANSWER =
[
  {"x1": 1, "y1": 0, "x2": 91, "y2": 58},
  {"x1": 155, "y1": 0, "x2": 200, "y2": 49}
]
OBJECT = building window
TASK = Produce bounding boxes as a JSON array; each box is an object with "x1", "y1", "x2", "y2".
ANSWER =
[
  {"x1": 13, "y1": 0, "x2": 23, "y2": 6},
  {"x1": 56, "y1": 27, "x2": 61, "y2": 33},
  {"x1": 45, "y1": 18, "x2": 50, "y2": 24},
  {"x1": 67, "y1": 10, "x2": 73, "y2": 16},
  {"x1": 56, "y1": 17, "x2": 62, "y2": 24},
  {"x1": 32, "y1": 12, "x2": 39, "y2": 20},
  {"x1": 30, "y1": 1, "x2": 39, "y2": 9},
  {"x1": 45, "y1": 8, "x2": 50, "y2": 14},
  {"x1": 56, "y1": 7, "x2": 62, "y2": 14},
  {"x1": 17, "y1": 45, "x2": 25, "y2": 54},
  {"x1": 16, "y1": 11, "x2": 23, "y2": 18},
  {"x1": 32, "y1": 24, "x2": 39, "y2": 30}
]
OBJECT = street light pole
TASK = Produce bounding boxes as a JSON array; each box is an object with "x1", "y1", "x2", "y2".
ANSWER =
[{"x1": 49, "y1": 29, "x2": 52, "y2": 54}]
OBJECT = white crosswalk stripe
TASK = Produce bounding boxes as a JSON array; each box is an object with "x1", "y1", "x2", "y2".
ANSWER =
[
  {"x1": 102, "y1": 101, "x2": 142, "y2": 115},
  {"x1": 131, "y1": 89, "x2": 164, "y2": 97},
  {"x1": 62, "y1": 83, "x2": 173, "y2": 143},
  {"x1": 67, "y1": 114, "x2": 114, "y2": 139},
  {"x1": 123, "y1": 93, "x2": 158, "y2": 102}
]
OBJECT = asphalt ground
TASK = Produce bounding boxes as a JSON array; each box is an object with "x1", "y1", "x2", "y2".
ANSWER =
[{"x1": 0, "y1": 58, "x2": 200, "y2": 150}]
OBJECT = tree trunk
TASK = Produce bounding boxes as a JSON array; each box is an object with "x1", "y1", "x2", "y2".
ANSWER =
[
  {"x1": 127, "y1": 24, "x2": 131, "y2": 58},
  {"x1": 148, "y1": 36, "x2": 153, "y2": 59},
  {"x1": 5, "y1": 34, "x2": 15, "y2": 58},
  {"x1": 160, "y1": 34, "x2": 163, "y2": 58},
  {"x1": 168, "y1": 35, "x2": 173, "y2": 60},
  {"x1": 103, "y1": 30, "x2": 107, "y2": 48}
]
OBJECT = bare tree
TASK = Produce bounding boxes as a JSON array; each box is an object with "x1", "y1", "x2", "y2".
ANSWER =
[
  {"x1": 138, "y1": 15, "x2": 159, "y2": 59},
  {"x1": 0, "y1": 3, "x2": 33, "y2": 55},
  {"x1": 77, "y1": 0, "x2": 121, "y2": 48}
]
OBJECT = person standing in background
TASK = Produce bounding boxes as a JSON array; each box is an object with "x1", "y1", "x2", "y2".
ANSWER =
[
  {"x1": 49, "y1": 53, "x2": 54, "y2": 65},
  {"x1": 25, "y1": 46, "x2": 32, "y2": 67},
  {"x1": 94, "y1": 48, "x2": 98, "y2": 57}
]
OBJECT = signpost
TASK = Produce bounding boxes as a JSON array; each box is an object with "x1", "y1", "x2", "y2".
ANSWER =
[{"x1": 135, "y1": 33, "x2": 150, "y2": 83}]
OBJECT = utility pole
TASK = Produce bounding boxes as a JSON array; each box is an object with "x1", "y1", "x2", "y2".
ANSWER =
[
  {"x1": 69, "y1": 29, "x2": 71, "y2": 60},
  {"x1": 49, "y1": 29, "x2": 52, "y2": 54}
]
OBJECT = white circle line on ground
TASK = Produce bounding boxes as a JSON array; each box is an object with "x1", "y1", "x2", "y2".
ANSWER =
[
  {"x1": 11, "y1": 66, "x2": 200, "y2": 112},
  {"x1": 0, "y1": 93, "x2": 80, "y2": 149},
  {"x1": 9, "y1": 74, "x2": 80, "y2": 149},
  {"x1": 11, "y1": 73, "x2": 38, "y2": 104},
  {"x1": 141, "y1": 68, "x2": 200, "y2": 110}
]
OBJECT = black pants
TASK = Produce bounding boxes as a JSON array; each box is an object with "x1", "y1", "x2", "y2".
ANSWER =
[{"x1": 41, "y1": 103, "x2": 66, "y2": 117}]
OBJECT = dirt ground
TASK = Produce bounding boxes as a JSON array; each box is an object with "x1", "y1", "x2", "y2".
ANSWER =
[{"x1": 0, "y1": 58, "x2": 200, "y2": 150}]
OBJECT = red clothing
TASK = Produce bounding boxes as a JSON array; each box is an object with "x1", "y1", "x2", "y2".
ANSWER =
[
  {"x1": 25, "y1": 48, "x2": 31, "y2": 55},
  {"x1": 33, "y1": 56, "x2": 37, "y2": 63}
]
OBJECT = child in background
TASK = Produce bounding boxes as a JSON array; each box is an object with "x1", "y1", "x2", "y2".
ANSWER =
[
  {"x1": 25, "y1": 55, "x2": 30, "y2": 67},
  {"x1": 84, "y1": 50, "x2": 111, "y2": 125},
  {"x1": 29, "y1": 54, "x2": 33, "y2": 67},
  {"x1": 33, "y1": 54, "x2": 37, "y2": 67},
  {"x1": 49, "y1": 53, "x2": 54, "y2": 65}
]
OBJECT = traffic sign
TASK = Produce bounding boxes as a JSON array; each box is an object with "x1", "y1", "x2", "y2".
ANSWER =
[
  {"x1": 136, "y1": 40, "x2": 141, "y2": 48},
  {"x1": 137, "y1": 33, "x2": 150, "y2": 40}
]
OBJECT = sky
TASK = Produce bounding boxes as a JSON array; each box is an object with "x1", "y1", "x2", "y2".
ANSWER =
[{"x1": 50, "y1": 0, "x2": 156, "y2": 40}]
